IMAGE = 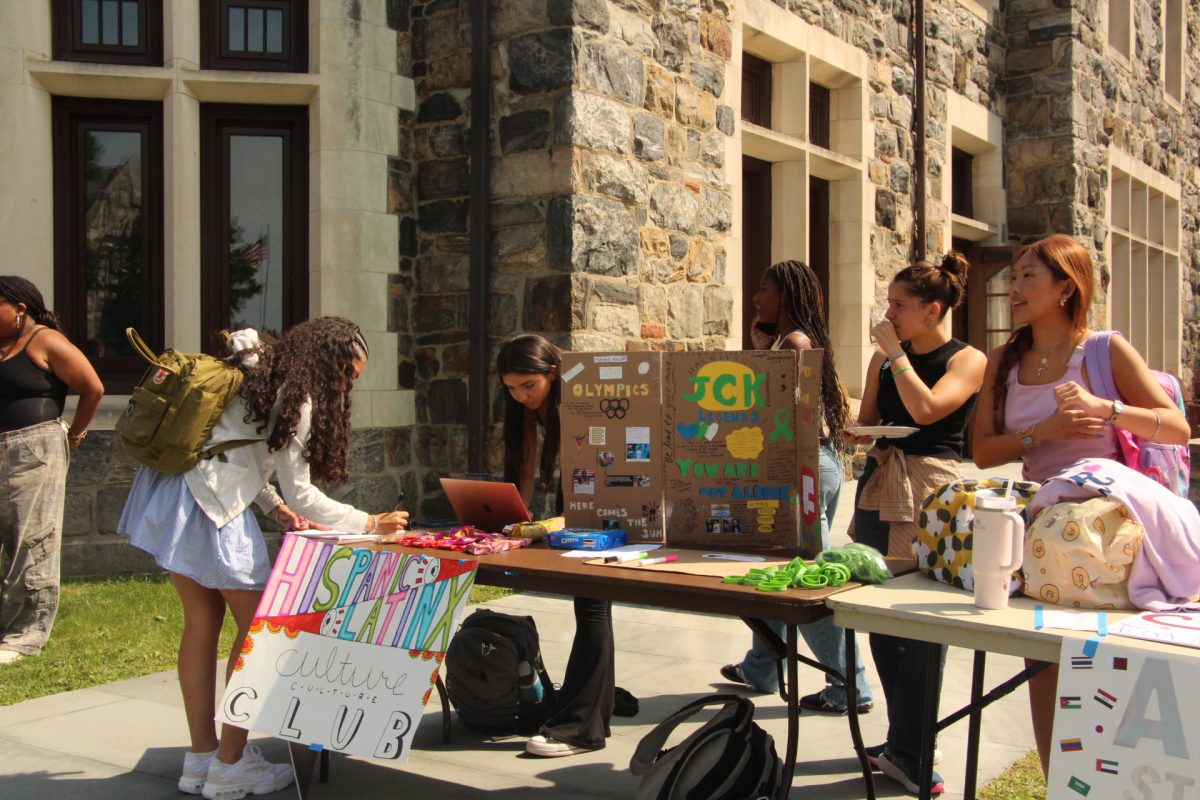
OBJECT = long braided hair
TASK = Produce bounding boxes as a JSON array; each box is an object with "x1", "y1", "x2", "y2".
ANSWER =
[
  {"x1": 990, "y1": 235, "x2": 1093, "y2": 430},
  {"x1": 0, "y1": 276, "x2": 62, "y2": 331},
  {"x1": 239, "y1": 316, "x2": 368, "y2": 485},
  {"x1": 764, "y1": 261, "x2": 850, "y2": 448},
  {"x1": 497, "y1": 334, "x2": 561, "y2": 493}
]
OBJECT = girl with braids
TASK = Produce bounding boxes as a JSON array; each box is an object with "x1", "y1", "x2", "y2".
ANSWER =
[
  {"x1": 118, "y1": 317, "x2": 409, "y2": 799},
  {"x1": 973, "y1": 234, "x2": 1187, "y2": 777},
  {"x1": 847, "y1": 252, "x2": 984, "y2": 796},
  {"x1": 0, "y1": 277, "x2": 103, "y2": 664},
  {"x1": 721, "y1": 261, "x2": 876, "y2": 717},
  {"x1": 496, "y1": 334, "x2": 636, "y2": 757}
]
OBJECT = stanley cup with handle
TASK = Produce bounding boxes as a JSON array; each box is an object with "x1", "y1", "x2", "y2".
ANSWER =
[{"x1": 972, "y1": 492, "x2": 1025, "y2": 609}]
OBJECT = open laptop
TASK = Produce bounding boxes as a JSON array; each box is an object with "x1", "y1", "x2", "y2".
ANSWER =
[{"x1": 439, "y1": 478, "x2": 532, "y2": 534}]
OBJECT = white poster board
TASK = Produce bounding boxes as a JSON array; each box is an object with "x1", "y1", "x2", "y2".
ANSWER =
[
  {"x1": 1110, "y1": 612, "x2": 1200, "y2": 650},
  {"x1": 216, "y1": 535, "x2": 477, "y2": 762},
  {"x1": 1048, "y1": 637, "x2": 1200, "y2": 798}
]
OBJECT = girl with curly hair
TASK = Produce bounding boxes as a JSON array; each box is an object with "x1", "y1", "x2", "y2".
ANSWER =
[
  {"x1": 721, "y1": 260, "x2": 875, "y2": 717},
  {"x1": 118, "y1": 317, "x2": 409, "y2": 800}
]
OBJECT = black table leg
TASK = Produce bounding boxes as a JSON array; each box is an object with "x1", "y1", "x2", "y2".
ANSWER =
[
  {"x1": 287, "y1": 742, "x2": 321, "y2": 799},
  {"x1": 918, "y1": 643, "x2": 940, "y2": 800},
  {"x1": 844, "y1": 627, "x2": 876, "y2": 800},
  {"x1": 963, "y1": 650, "x2": 986, "y2": 800},
  {"x1": 777, "y1": 623, "x2": 800, "y2": 800}
]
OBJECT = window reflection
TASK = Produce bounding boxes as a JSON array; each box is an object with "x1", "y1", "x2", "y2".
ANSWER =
[
  {"x1": 228, "y1": 134, "x2": 284, "y2": 333},
  {"x1": 84, "y1": 129, "x2": 144, "y2": 358}
]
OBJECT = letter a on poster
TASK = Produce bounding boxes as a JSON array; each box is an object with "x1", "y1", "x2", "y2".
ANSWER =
[{"x1": 216, "y1": 536, "x2": 477, "y2": 762}]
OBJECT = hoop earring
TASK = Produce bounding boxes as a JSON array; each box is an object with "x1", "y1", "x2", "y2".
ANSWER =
[{"x1": 16, "y1": 312, "x2": 26, "y2": 331}]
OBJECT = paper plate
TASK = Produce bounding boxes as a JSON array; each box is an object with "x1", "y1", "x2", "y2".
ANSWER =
[{"x1": 844, "y1": 425, "x2": 919, "y2": 438}]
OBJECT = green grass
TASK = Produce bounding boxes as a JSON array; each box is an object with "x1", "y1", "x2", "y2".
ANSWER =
[
  {"x1": 0, "y1": 573, "x2": 512, "y2": 707},
  {"x1": 979, "y1": 750, "x2": 1047, "y2": 800}
]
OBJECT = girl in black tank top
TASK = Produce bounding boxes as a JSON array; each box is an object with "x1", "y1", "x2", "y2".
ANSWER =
[{"x1": 0, "y1": 328, "x2": 69, "y2": 433}]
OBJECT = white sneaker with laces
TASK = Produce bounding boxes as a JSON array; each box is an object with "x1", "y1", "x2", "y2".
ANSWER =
[
  {"x1": 178, "y1": 748, "x2": 218, "y2": 794},
  {"x1": 201, "y1": 744, "x2": 294, "y2": 800},
  {"x1": 525, "y1": 734, "x2": 594, "y2": 758}
]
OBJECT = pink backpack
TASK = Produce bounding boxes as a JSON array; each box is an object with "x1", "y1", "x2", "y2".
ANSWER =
[{"x1": 1083, "y1": 331, "x2": 1190, "y2": 497}]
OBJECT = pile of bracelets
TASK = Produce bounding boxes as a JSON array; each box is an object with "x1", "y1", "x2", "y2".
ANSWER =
[
  {"x1": 721, "y1": 557, "x2": 853, "y2": 592},
  {"x1": 391, "y1": 526, "x2": 532, "y2": 555}
]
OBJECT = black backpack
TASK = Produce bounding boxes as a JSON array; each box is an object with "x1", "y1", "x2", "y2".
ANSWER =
[
  {"x1": 444, "y1": 609, "x2": 557, "y2": 734},
  {"x1": 630, "y1": 695, "x2": 782, "y2": 800}
]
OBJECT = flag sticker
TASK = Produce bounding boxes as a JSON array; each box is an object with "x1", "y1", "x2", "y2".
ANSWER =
[
  {"x1": 1111, "y1": 657, "x2": 1128, "y2": 670},
  {"x1": 1071, "y1": 656, "x2": 1094, "y2": 669},
  {"x1": 1095, "y1": 759, "x2": 1119, "y2": 775},
  {"x1": 1060, "y1": 738, "x2": 1083, "y2": 752},
  {"x1": 1094, "y1": 689, "x2": 1118, "y2": 709},
  {"x1": 1060, "y1": 696, "x2": 1082, "y2": 709},
  {"x1": 1068, "y1": 775, "x2": 1092, "y2": 795}
]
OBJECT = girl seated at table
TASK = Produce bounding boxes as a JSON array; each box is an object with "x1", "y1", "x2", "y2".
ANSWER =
[
  {"x1": 497, "y1": 333, "x2": 637, "y2": 758},
  {"x1": 972, "y1": 234, "x2": 1188, "y2": 776},
  {"x1": 117, "y1": 318, "x2": 410, "y2": 799},
  {"x1": 848, "y1": 252, "x2": 986, "y2": 796}
]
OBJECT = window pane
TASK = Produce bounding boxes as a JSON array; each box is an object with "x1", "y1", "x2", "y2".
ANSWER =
[
  {"x1": 102, "y1": 0, "x2": 119, "y2": 45},
  {"x1": 266, "y1": 9, "x2": 283, "y2": 53},
  {"x1": 84, "y1": 129, "x2": 144, "y2": 358},
  {"x1": 247, "y1": 8, "x2": 265, "y2": 53},
  {"x1": 228, "y1": 134, "x2": 284, "y2": 332},
  {"x1": 228, "y1": 7, "x2": 245, "y2": 51},
  {"x1": 121, "y1": 1, "x2": 139, "y2": 47},
  {"x1": 82, "y1": 0, "x2": 100, "y2": 44}
]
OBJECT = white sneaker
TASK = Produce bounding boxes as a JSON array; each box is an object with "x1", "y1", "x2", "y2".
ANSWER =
[
  {"x1": 0, "y1": 650, "x2": 22, "y2": 665},
  {"x1": 201, "y1": 744, "x2": 294, "y2": 799},
  {"x1": 178, "y1": 748, "x2": 218, "y2": 794},
  {"x1": 525, "y1": 734, "x2": 595, "y2": 758}
]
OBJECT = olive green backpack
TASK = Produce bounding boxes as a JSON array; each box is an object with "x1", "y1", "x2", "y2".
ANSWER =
[{"x1": 115, "y1": 328, "x2": 257, "y2": 474}]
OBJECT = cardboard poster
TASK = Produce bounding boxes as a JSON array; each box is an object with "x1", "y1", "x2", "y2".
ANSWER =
[
  {"x1": 216, "y1": 535, "x2": 477, "y2": 762},
  {"x1": 559, "y1": 352, "x2": 664, "y2": 541},
  {"x1": 662, "y1": 350, "x2": 815, "y2": 550},
  {"x1": 1048, "y1": 637, "x2": 1200, "y2": 798}
]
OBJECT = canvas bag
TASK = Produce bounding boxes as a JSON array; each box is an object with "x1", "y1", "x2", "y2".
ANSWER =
[
  {"x1": 114, "y1": 328, "x2": 256, "y2": 475},
  {"x1": 1022, "y1": 496, "x2": 1144, "y2": 609},
  {"x1": 913, "y1": 477, "x2": 1040, "y2": 592},
  {"x1": 629, "y1": 694, "x2": 781, "y2": 800},
  {"x1": 443, "y1": 609, "x2": 556, "y2": 734},
  {"x1": 1083, "y1": 330, "x2": 1191, "y2": 496}
]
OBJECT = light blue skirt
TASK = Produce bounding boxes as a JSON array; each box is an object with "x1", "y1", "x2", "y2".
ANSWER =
[{"x1": 118, "y1": 467, "x2": 271, "y2": 591}]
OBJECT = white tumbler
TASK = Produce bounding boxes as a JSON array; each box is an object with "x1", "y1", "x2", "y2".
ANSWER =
[{"x1": 972, "y1": 494, "x2": 1025, "y2": 610}]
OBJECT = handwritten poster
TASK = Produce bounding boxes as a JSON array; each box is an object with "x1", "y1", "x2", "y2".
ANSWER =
[
  {"x1": 1110, "y1": 612, "x2": 1200, "y2": 650},
  {"x1": 1048, "y1": 637, "x2": 1200, "y2": 798},
  {"x1": 558, "y1": 351, "x2": 820, "y2": 552},
  {"x1": 559, "y1": 352, "x2": 664, "y2": 540},
  {"x1": 216, "y1": 536, "x2": 477, "y2": 762}
]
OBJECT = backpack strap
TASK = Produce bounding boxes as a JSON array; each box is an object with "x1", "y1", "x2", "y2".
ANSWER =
[
  {"x1": 629, "y1": 694, "x2": 747, "y2": 777},
  {"x1": 1083, "y1": 330, "x2": 1119, "y2": 401},
  {"x1": 124, "y1": 327, "x2": 164, "y2": 368}
]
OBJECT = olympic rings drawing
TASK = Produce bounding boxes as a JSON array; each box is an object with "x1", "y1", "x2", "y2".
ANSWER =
[{"x1": 599, "y1": 398, "x2": 629, "y2": 419}]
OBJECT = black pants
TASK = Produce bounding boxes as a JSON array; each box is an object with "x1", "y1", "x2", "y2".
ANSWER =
[
  {"x1": 541, "y1": 597, "x2": 614, "y2": 749},
  {"x1": 854, "y1": 458, "x2": 948, "y2": 760}
]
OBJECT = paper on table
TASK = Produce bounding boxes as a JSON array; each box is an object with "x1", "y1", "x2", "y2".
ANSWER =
[
  {"x1": 1036, "y1": 608, "x2": 1104, "y2": 632},
  {"x1": 561, "y1": 544, "x2": 661, "y2": 559},
  {"x1": 288, "y1": 530, "x2": 379, "y2": 544}
]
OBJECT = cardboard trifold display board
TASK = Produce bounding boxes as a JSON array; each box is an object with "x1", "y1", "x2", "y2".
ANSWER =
[{"x1": 559, "y1": 350, "x2": 822, "y2": 553}]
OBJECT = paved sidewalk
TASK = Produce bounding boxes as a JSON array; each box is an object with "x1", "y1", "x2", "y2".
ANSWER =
[{"x1": 0, "y1": 461, "x2": 1034, "y2": 799}]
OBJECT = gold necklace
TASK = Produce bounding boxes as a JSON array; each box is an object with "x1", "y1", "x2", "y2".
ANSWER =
[{"x1": 1030, "y1": 339, "x2": 1077, "y2": 377}]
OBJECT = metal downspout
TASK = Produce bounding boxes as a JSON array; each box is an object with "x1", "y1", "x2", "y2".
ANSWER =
[
  {"x1": 467, "y1": 0, "x2": 491, "y2": 477},
  {"x1": 914, "y1": 0, "x2": 928, "y2": 260}
]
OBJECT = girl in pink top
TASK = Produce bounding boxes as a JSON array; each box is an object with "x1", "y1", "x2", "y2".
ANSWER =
[{"x1": 973, "y1": 234, "x2": 1189, "y2": 777}]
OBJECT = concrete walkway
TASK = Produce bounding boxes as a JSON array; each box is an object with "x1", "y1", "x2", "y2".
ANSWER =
[{"x1": 0, "y1": 462, "x2": 1034, "y2": 799}]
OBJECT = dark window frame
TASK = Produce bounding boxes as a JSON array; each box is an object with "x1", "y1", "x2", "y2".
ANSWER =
[
  {"x1": 951, "y1": 147, "x2": 975, "y2": 219},
  {"x1": 52, "y1": 0, "x2": 163, "y2": 66},
  {"x1": 741, "y1": 53, "x2": 772, "y2": 128},
  {"x1": 809, "y1": 177, "x2": 831, "y2": 317},
  {"x1": 741, "y1": 156, "x2": 772, "y2": 348},
  {"x1": 200, "y1": 104, "x2": 309, "y2": 349},
  {"x1": 201, "y1": 0, "x2": 308, "y2": 73},
  {"x1": 809, "y1": 83, "x2": 831, "y2": 149},
  {"x1": 52, "y1": 96, "x2": 164, "y2": 392}
]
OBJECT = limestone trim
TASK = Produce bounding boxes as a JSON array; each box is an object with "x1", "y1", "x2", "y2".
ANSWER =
[
  {"x1": 956, "y1": 0, "x2": 999, "y2": 27},
  {"x1": 1108, "y1": 146, "x2": 1182, "y2": 374},
  {"x1": 946, "y1": 91, "x2": 1005, "y2": 247},
  {"x1": 733, "y1": 0, "x2": 873, "y2": 397},
  {"x1": 1162, "y1": 0, "x2": 1185, "y2": 109},
  {"x1": 1104, "y1": 0, "x2": 1133, "y2": 66}
]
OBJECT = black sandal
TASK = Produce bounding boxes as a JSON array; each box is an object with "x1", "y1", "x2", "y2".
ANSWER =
[{"x1": 614, "y1": 686, "x2": 639, "y2": 717}]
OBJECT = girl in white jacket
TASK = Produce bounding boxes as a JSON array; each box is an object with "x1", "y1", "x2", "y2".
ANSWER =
[{"x1": 118, "y1": 317, "x2": 409, "y2": 800}]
